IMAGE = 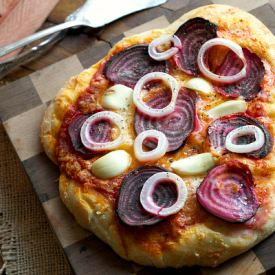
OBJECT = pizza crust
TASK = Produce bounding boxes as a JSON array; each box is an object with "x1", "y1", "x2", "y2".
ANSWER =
[
  {"x1": 41, "y1": 4, "x2": 275, "y2": 267},
  {"x1": 41, "y1": 67, "x2": 98, "y2": 163},
  {"x1": 60, "y1": 172, "x2": 275, "y2": 267}
]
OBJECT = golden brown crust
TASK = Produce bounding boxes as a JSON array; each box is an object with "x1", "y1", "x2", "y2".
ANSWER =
[
  {"x1": 60, "y1": 173, "x2": 275, "y2": 267},
  {"x1": 41, "y1": 67, "x2": 99, "y2": 163},
  {"x1": 41, "y1": 5, "x2": 275, "y2": 267}
]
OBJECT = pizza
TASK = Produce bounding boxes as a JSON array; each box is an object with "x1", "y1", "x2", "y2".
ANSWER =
[{"x1": 41, "y1": 5, "x2": 275, "y2": 267}]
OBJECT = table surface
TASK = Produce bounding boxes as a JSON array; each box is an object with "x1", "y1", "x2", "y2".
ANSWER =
[
  {"x1": 0, "y1": 1, "x2": 91, "y2": 274},
  {"x1": 1, "y1": 0, "x2": 275, "y2": 274}
]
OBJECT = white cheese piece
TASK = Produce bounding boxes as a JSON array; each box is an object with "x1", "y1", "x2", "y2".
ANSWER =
[
  {"x1": 207, "y1": 100, "x2": 247, "y2": 119},
  {"x1": 171, "y1": 153, "x2": 216, "y2": 175},
  {"x1": 184, "y1": 77, "x2": 214, "y2": 95},
  {"x1": 102, "y1": 84, "x2": 133, "y2": 110},
  {"x1": 91, "y1": 150, "x2": 131, "y2": 179}
]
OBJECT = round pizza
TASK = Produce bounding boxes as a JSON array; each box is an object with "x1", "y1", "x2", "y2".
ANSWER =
[{"x1": 41, "y1": 5, "x2": 275, "y2": 267}]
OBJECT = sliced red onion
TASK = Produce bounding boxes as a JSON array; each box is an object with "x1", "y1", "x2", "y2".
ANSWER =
[
  {"x1": 197, "y1": 161, "x2": 259, "y2": 223},
  {"x1": 133, "y1": 72, "x2": 180, "y2": 117},
  {"x1": 215, "y1": 49, "x2": 265, "y2": 101},
  {"x1": 134, "y1": 130, "x2": 168, "y2": 162},
  {"x1": 208, "y1": 113, "x2": 273, "y2": 159},
  {"x1": 148, "y1": 35, "x2": 181, "y2": 61},
  {"x1": 68, "y1": 113, "x2": 111, "y2": 157},
  {"x1": 135, "y1": 88, "x2": 197, "y2": 152},
  {"x1": 80, "y1": 111, "x2": 125, "y2": 151},
  {"x1": 116, "y1": 166, "x2": 171, "y2": 226},
  {"x1": 225, "y1": 125, "x2": 265, "y2": 153},
  {"x1": 140, "y1": 172, "x2": 187, "y2": 217},
  {"x1": 103, "y1": 44, "x2": 168, "y2": 88},
  {"x1": 198, "y1": 38, "x2": 247, "y2": 84},
  {"x1": 173, "y1": 17, "x2": 217, "y2": 76}
]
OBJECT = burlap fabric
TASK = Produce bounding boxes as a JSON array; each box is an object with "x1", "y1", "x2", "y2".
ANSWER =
[{"x1": 0, "y1": 123, "x2": 72, "y2": 274}]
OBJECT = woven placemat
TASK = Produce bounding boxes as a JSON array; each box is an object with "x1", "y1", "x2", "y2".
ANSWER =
[{"x1": 0, "y1": 123, "x2": 72, "y2": 274}]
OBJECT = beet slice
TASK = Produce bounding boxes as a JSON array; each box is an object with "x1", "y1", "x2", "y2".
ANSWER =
[
  {"x1": 208, "y1": 113, "x2": 273, "y2": 159},
  {"x1": 135, "y1": 89, "x2": 197, "y2": 152},
  {"x1": 88, "y1": 119, "x2": 112, "y2": 143},
  {"x1": 68, "y1": 114, "x2": 111, "y2": 156},
  {"x1": 103, "y1": 44, "x2": 168, "y2": 88},
  {"x1": 116, "y1": 166, "x2": 178, "y2": 226},
  {"x1": 173, "y1": 17, "x2": 217, "y2": 76},
  {"x1": 215, "y1": 49, "x2": 265, "y2": 101},
  {"x1": 197, "y1": 161, "x2": 259, "y2": 223}
]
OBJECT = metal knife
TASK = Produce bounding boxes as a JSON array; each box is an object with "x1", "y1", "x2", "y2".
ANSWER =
[{"x1": 0, "y1": 0, "x2": 167, "y2": 78}]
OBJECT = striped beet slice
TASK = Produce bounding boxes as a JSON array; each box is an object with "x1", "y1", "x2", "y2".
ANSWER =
[
  {"x1": 134, "y1": 89, "x2": 197, "y2": 152},
  {"x1": 207, "y1": 113, "x2": 273, "y2": 159},
  {"x1": 215, "y1": 49, "x2": 265, "y2": 101},
  {"x1": 116, "y1": 166, "x2": 177, "y2": 226},
  {"x1": 68, "y1": 113, "x2": 111, "y2": 156},
  {"x1": 173, "y1": 17, "x2": 217, "y2": 76},
  {"x1": 103, "y1": 44, "x2": 168, "y2": 88},
  {"x1": 197, "y1": 161, "x2": 259, "y2": 223}
]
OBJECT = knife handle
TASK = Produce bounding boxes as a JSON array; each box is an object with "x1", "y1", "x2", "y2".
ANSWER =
[
  {"x1": 0, "y1": 31, "x2": 67, "y2": 79},
  {"x1": 0, "y1": 21, "x2": 80, "y2": 58}
]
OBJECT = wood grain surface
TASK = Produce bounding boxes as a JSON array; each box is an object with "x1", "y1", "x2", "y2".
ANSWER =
[{"x1": 1, "y1": 0, "x2": 275, "y2": 274}]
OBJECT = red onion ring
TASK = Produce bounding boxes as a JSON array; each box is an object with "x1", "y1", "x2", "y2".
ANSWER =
[
  {"x1": 198, "y1": 38, "x2": 247, "y2": 84},
  {"x1": 148, "y1": 35, "x2": 181, "y2": 61},
  {"x1": 225, "y1": 125, "x2": 265, "y2": 153},
  {"x1": 140, "y1": 172, "x2": 188, "y2": 217},
  {"x1": 207, "y1": 113, "x2": 273, "y2": 159},
  {"x1": 116, "y1": 166, "x2": 169, "y2": 226},
  {"x1": 133, "y1": 72, "x2": 180, "y2": 117},
  {"x1": 134, "y1": 130, "x2": 168, "y2": 162},
  {"x1": 80, "y1": 111, "x2": 125, "y2": 151}
]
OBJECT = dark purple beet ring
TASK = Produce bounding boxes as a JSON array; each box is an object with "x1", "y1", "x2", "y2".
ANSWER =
[
  {"x1": 207, "y1": 113, "x2": 273, "y2": 159},
  {"x1": 68, "y1": 113, "x2": 111, "y2": 157},
  {"x1": 116, "y1": 166, "x2": 178, "y2": 226},
  {"x1": 134, "y1": 88, "x2": 197, "y2": 152},
  {"x1": 215, "y1": 48, "x2": 265, "y2": 101},
  {"x1": 103, "y1": 44, "x2": 168, "y2": 88},
  {"x1": 173, "y1": 17, "x2": 217, "y2": 76}
]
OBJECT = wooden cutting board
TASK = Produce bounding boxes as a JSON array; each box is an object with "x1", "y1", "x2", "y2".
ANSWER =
[{"x1": 1, "y1": 1, "x2": 275, "y2": 274}]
